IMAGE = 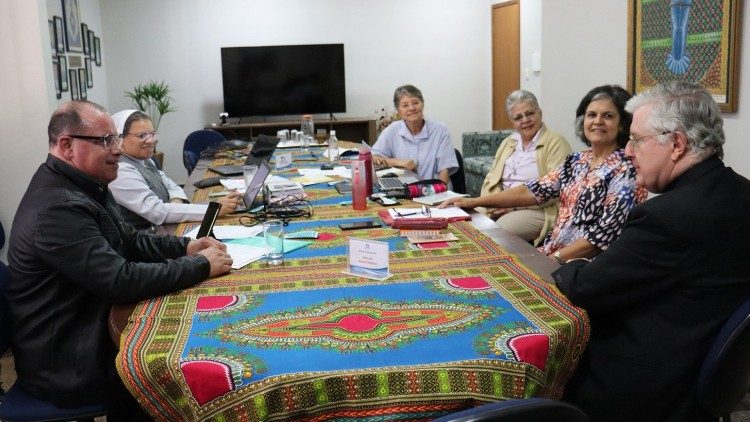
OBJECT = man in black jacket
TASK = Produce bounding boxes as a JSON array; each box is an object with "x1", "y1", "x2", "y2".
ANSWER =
[
  {"x1": 553, "y1": 82, "x2": 750, "y2": 421},
  {"x1": 7, "y1": 100, "x2": 233, "y2": 419}
]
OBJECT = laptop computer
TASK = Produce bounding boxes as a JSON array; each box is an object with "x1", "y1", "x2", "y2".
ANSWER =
[
  {"x1": 235, "y1": 160, "x2": 272, "y2": 213},
  {"x1": 209, "y1": 134, "x2": 280, "y2": 176},
  {"x1": 377, "y1": 175, "x2": 419, "y2": 197}
]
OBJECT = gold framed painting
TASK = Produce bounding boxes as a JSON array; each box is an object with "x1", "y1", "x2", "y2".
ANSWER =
[{"x1": 627, "y1": 0, "x2": 742, "y2": 112}]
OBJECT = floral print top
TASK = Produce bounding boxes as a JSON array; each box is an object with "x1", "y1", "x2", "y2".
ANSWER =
[{"x1": 526, "y1": 149, "x2": 648, "y2": 255}]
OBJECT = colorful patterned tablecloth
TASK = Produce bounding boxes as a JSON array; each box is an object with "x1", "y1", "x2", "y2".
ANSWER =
[{"x1": 116, "y1": 150, "x2": 589, "y2": 421}]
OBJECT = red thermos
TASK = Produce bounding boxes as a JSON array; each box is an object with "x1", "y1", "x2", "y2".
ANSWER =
[{"x1": 358, "y1": 149, "x2": 374, "y2": 196}]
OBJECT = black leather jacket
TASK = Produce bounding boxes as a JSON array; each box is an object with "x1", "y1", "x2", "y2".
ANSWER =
[{"x1": 7, "y1": 155, "x2": 210, "y2": 406}]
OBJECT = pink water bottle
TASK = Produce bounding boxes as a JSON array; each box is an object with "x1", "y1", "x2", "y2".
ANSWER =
[
  {"x1": 351, "y1": 160, "x2": 368, "y2": 211},
  {"x1": 358, "y1": 149, "x2": 374, "y2": 196}
]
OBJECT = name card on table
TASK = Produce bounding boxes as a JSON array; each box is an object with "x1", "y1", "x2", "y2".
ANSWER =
[
  {"x1": 276, "y1": 152, "x2": 293, "y2": 170},
  {"x1": 344, "y1": 237, "x2": 392, "y2": 281}
]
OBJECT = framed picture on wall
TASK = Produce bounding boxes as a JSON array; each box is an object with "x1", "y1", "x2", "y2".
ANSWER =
[
  {"x1": 62, "y1": 0, "x2": 83, "y2": 53},
  {"x1": 85, "y1": 58, "x2": 93, "y2": 88},
  {"x1": 68, "y1": 55, "x2": 82, "y2": 68},
  {"x1": 69, "y1": 69, "x2": 79, "y2": 100},
  {"x1": 88, "y1": 30, "x2": 95, "y2": 59},
  {"x1": 94, "y1": 36, "x2": 101, "y2": 66},
  {"x1": 81, "y1": 23, "x2": 89, "y2": 55},
  {"x1": 59, "y1": 55, "x2": 68, "y2": 91},
  {"x1": 627, "y1": 0, "x2": 742, "y2": 112},
  {"x1": 48, "y1": 20, "x2": 56, "y2": 51},
  {"x1": 52, "y1": 56, "x2": 62, "y2": 99},
  {"x1": 53, "y1": 16, "x2": 65, "y2": 53},
  {"x1": 78, "y1": 68, "x2": 87, "y2": 100}
]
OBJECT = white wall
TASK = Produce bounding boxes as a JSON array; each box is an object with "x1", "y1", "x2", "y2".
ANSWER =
[
  {"x1": 102, "y1": 0, "x2": 495, "y2": 184},
  {"x1": 538, "y1": 0, "x2": 750, "y2": 178},
  {"x1": 0, "y1": 0, "x2": 50, "y2": 261}
]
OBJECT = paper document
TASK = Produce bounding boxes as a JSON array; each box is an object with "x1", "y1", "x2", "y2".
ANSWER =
[
  {"x1": 297, "y1": 167, "x2": 350, "y2": 178},
  {"x1": 293, "y1": 175, "x2": 334, "y2": 186},
  {"x1": 219, "y1": 178, "x2": 246, "y2": 192},
  {"x1": 184, "y1": 225, "x2": 264, "y2": 240},
  {"x1": 375, "y1": 167, "x2": 406, "y2": 177},
  {"x1": 224, "y1": 243, "x2": 272, "y2": 269},
  {"x1": 412, "y1": 191, "x2": 469, "y2": 206}
]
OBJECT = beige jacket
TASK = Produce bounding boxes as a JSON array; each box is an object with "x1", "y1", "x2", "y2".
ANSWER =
[{"x1": 480, "y1": 126, "x2": 572, "y2": 245}]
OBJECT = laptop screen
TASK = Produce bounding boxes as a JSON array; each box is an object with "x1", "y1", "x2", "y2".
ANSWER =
[
  {"x1": 243, "y1": 160, "x2": 272, "y2": 207},
  {"x1": 245, "y1": 134, "x2": 280, "y2": 167}
]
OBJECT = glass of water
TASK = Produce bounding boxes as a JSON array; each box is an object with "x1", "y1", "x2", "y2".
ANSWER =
[
  {"x1": 242, "y1": 165, "x2": 258, "y2": 189},
  {"x1": 263, "y1": 219, "x2": 284, "y2": 265}
]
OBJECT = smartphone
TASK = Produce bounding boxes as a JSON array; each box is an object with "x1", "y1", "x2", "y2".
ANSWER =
[
  {"x1": 285, "y1": 231, "x2": 319, "y2": 239},
  {"x1": 339, "y1": 221, "x2": 382, "y2": 231},
  {"x1": 196, "y1": 201, "x2": 222, "y2": 238},
  {"x1": 320, "y1": 164, "x2": 334, "y2": 170}
]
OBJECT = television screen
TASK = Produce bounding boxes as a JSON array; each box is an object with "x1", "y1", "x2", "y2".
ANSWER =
[{"x1": 221, "y1": 44, "x2": 346, "y2": 117}]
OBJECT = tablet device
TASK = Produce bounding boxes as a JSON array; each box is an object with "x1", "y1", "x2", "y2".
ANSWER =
[
  {"x1": 196, "y1": 201, "x2": 221, "y2": 238},
  {"x1": 209, "y1": 134, "x2": 280, "y2": 176},
  {"x1": 235, "y1": 160, "x2": 272, "y2": 213}
]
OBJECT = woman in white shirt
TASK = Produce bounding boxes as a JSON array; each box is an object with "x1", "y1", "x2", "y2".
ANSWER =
[{"x1": 109, "y1": 109, "x2": 241, "y2": 232}]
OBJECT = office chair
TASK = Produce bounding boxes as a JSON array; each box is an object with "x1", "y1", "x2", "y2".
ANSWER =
[
  {"x1": 451, "y1": 149, "x2": 467, "y2": 194},
  {"x1": 697, "y1": 296, "x2": 750, "y2": 419},
  {"x1": 0, "y1": 252, "x2": 108, "y2": 420},
  {"x1": 183, "y1": 129, "x2": 225, "y2": 174},
  {"x1": 432, "y1": 398, "x2": 589, "y2": 422}
]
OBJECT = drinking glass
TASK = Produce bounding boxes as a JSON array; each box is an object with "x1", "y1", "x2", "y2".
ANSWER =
[
  {"x1": 242, "y1": 165, "x2": 258, "y2": 189},
  {"x1": 301, "y1": 135, "x2": 310, "y2": 151},
  {"x1": 263, "y1": 220, "x2": 284, "y2": 265}
]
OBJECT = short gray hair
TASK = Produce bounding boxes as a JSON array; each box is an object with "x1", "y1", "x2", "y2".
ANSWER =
[
  {"x1": 625, "y1": 81, "x2": 724, "y2": 160},
  {"x1": 393, "y1": 84, "x2": 424, "y2": 108},
  {"x1": 505, "y1": 90, "x2": 540, "y2": 117},
  {"x1": 48, "y1": 100, "x2": 108, "y2": 146}
]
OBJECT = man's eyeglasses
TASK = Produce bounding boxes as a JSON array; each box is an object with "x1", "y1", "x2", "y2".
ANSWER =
[
  {"x1": 393, "y1": 205, "x2": 432, "y2": 218},
  {"x1": 127, "y1": 131, "x2": 159, "y2": 141},
  {"x1": 68, "y1": 134, "x2": 124, "y2": 150},
  {"x1": 511, "y1": 110, "x2": 537, "y2": 123},
  {"x1": 627, "y1": 131, "x2": 672, "y2": 150}
]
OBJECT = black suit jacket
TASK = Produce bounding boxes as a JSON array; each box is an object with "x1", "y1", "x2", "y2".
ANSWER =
[{"x1": 553, "y1": 156, "x2": 750, "y2": 422}]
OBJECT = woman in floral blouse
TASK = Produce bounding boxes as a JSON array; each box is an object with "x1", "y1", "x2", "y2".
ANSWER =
[{"x1": 440, "y1": 85, "x2": 647, "y2": 264}]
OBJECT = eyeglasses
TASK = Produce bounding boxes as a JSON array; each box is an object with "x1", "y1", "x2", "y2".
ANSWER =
[
  {"x1": 511, "y1": 110, "x2": 537, "y2": 123},
  {"x1": 627, "y1": 131, "x2": 672, "y2": 150},
  {"x1": 68, "y1": 134, "x2": 124, "y2": 150},
  {"x1": 126, "y1": 131, "x2": 159, "y2": 141},
  {"x1": 393, "y1": 205, "x2": 431, "y2": 218}
]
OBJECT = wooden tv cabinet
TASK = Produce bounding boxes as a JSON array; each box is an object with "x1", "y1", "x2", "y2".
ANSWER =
[{"x1": 205, "y1": 117, "x2": 377, "y2": 145}]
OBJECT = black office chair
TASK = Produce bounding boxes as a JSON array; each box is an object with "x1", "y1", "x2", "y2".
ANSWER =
[
  {"x1": 697, "y1": 296, "x2": 750, "y2": 419},
  {"x1": 0, "y1": 228, "x2": 108, "y2": 420},
  {"x1": 183, "y1": 129, "x2": 225, "y2": 174},
  {"x1": 432, "y1": 398, "x2": 589, "y2": 422},
  {"x1": 451, "y1": 149, "x2": 467, "y2": 194}
]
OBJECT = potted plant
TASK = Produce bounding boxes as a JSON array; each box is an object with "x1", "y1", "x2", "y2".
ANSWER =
[{"x1": 124, "y1": 80, "x2": 176, "y2": 132}]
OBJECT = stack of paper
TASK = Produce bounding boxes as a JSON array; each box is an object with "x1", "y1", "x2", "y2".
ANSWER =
[{"x1": 412, "y1": 191, "x2": 468, "y2": 206}]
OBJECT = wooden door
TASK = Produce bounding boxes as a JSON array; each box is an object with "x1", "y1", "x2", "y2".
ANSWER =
[{"x1": 492, "y1": 1, "x2": 520, "y2": 130}]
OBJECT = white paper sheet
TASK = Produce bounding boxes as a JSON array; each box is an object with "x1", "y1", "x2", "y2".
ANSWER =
[
  {"x1": 184, "y1": 225, "x2": 264, "y2": 240},
  {"x1": 225, "y1": 243, "x2": 272, "y2": 269}
]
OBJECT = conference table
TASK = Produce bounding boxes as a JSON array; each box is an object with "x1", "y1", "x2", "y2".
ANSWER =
[{"x1": 114, "y1": 143, "x2": 589, "y2": 421}]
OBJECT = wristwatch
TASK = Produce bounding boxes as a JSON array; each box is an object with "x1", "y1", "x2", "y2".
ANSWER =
[{"x1": 553, "y1": 251, "x2": 565, "y2": 265}]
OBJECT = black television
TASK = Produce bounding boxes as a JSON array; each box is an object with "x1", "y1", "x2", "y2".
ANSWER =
[{"x1": 221, "y1": 43, "x2": 346, "y2": 117}]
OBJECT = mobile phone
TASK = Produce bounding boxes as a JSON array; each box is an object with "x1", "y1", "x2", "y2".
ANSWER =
[
  {"x1": 285, "y1": 231, "x2": 319, "y2": 239},
  {"x1": 320, "y1": 164, "x2": 334, "y2": 170},
  {"x1": 196, "y1": 201, "x2": 222, "y2": 238},
  {"x1": 339, "y1": 221, "x2": 382, "y2": 231}
]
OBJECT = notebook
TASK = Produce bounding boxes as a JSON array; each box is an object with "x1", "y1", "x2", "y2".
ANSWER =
[
  {"x1": 209, "y1": 134, "x2": 280, "y2": 176},
  {"x1": 235, "y1": 160, "x2": 272, "y2": 213}
]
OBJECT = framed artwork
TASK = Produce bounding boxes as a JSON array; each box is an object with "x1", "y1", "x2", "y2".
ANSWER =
[
  {"x1": 88, "y1": 30, "x2": 95, "y2": 59},
  {"x1": 81, "y1": 23, "x2": 89, "y2": 55},
  {"x1": 78, "y1": 68, "x2": 87, "y2": 100},
  {"x1": 52, "y1": 56, "x2": 62, "y2": 99},
  {"x1": 62, "y1": 0, "x2": 83, "y2": 53},
  {"x1": 48, "y1": 20, "x2": 55, "y2": 51},
  {"x1": 85, "y1": 58, "x2": 93, "y2": 88},
  {"x1": 69, "y1": 69, "x2": 79, "y2": 100},
  {"x1": 94, "y1": 36, "x2": 101, "y2": 66},
  {"x1": 59, "y1": 55, "x2": 68, "y2": 91},
  {"x1": 627, "y1": 0, "x2": 743, "y2": 112},
  {"x1": 53, "y1": 16, "x2": 65, "y2": 53},
  {"x1": 68, "y1": 55, "x2": 82, "y2": 68}
]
